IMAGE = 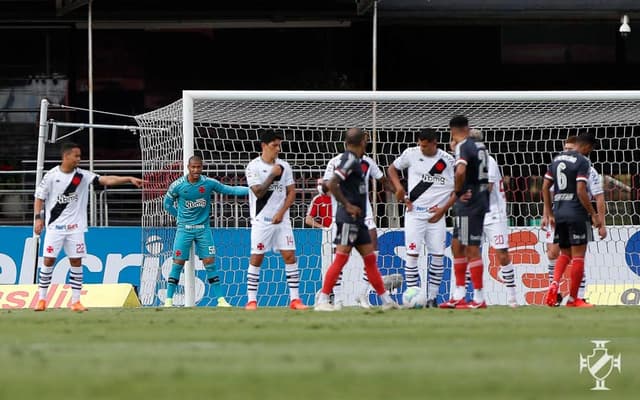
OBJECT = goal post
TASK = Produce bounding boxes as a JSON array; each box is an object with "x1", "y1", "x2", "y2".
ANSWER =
[{"x1": 137, "y1": 90, "x2": 640, "y2": 308}]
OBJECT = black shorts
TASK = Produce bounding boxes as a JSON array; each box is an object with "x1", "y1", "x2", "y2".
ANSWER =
[
  {"x1": 554, "y1": 220, "x2": 593, "y2": 248},
  {"x1": 453, "y1": 214, "x2": 485, "y2": 246},
  {"x1": 334, "y1": 221, "x2": 371, "y2": 247}
]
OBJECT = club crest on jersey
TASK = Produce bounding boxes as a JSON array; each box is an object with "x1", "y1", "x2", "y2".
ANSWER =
[
  {"x1": 185, "y1": 199, "x2": 206, "y2": 208},
  {"x1": 198, "y1": 186, "x2": 205, "y2": 193},
  {"x1": 71, "y1": 176, "x2": 81, "y2": 185},
  {"x1": 56, "y1": 192, "x2": 78, "y2": 204},
  {"x1": 360, "y1": 160, "x2": 369, "y2": 174},
  {"x1": 434, "y1": 160, "x2": 446, "y2": 173}
]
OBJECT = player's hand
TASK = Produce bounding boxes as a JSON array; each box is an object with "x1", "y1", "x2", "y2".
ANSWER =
[
  {"x1": 598, "y1": 225, "x2": 607, "y2": 240},
  {"x1": 548, "y1": 215, "x2": 556, "y2": 230},
  {"x1": 34, "y1": 219, "x2": 44, "y2": 235},
  {"x1": 541, "y1": 214, "x2": 549, "y2": 230},
  {"x1": 458, "y1": 190, "x2": 472, "y2": 203},
  {"x1": 130, "y1": 177, "x2": 145, "y2": 188},
  {"x1": 345, "y1": 203, "x2": 361, "y2": 219},
  {"x1": 272, "y1": 212, "x2": 284, "y2": 224},
  {"x1": 405, "y1": 199, "x2": 414, "y2": 212},
  {"x1": 591, "y1": 214, "x2": 600, "y2": 228},
  {"x1": 271, "y1": 164, "x2": 283, "y2": 177},
  {"x1": 428, "y1": 205, "x2": 445, "y2": 223},
  {"x1": 395, "y1": 188, "x2": 406, "y2": 203}
]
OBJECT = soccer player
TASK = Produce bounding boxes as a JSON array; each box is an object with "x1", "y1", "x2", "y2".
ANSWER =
[
  {"x1": 305, "y1": 179, "x2": 332, "y2": 228},
  {"x1": 245, "y1": 129, "x2": 307, "y2": 310},
  {"x1": 33, "y1": 142, "x2": 144, "y2": 312},
  {"x1": 163, "y1": 155, "x2": 249, "y2": 307},
  {"x1": 315, "y1": 128, "x2": 399, "y2": 311},
  {"x1": 544, "y1": 135, "x2": 606, "y2": 306},
  {"x1": 388, "y1": 128, "x2": 456, "y2": 308},
  {"x1": 439, "y1": 115, "x2": 490, "y2": 309},
  {"x1": 468, "y1": 129, "x2": 518, "y2": 307},
  {"x1": 542, "y1": 134, "x2": 601, "y2": 308},
  {"x1": 322, "y1": 142, "x2": 393, "y2": 308}
]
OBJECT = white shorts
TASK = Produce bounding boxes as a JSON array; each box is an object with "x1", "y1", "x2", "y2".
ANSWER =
[
  {"x1": 42, "y1": 231, "x2": 87, "y2": 259},
  {"x1": 483, "y1": 220, "x2": 509, "y2": 250},
  {"x1": 251, "y1": 222, "x2": 296, "y2": 254},
  {"x1": 404, "y1": 213, "x2": 446, "y2": 256},
  {"x1": 544, "y1": 227, "x2": 555, "y2": 244},
  {"x1": 365, "y1": 201, "x2": 376, "y2": 230}
]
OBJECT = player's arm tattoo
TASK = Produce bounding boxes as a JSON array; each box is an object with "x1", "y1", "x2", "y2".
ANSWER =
[{"x1": 251, "y1": 173, "x2": 278, "y2": 198}]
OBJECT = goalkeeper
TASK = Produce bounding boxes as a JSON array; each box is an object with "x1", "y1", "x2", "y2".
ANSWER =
[{"x1": 163, "y1": 155, "x2": 249, "y2": 307}]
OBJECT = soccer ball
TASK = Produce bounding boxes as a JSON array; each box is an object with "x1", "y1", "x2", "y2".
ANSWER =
[{"x1": 402, "y1": 287, "x2": 426, "y2": 309}]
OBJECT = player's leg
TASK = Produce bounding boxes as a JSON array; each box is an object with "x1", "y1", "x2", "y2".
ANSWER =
[
  {"x1": 64, "y1": 232, "x2": 88, "y2": 311},
  {"x1": 354, "y1": 217, "x2": 378, "y2": 309},
  {"x1": 316, "y1": 222, "x2": 360, "y2": 311},
  {"x1": 440, "y1": 216, "x2": 469, "y2": 308},
  {"x1": 456, "y1": 213, "x2": 487, "y2": 309},
  {"x1": 196, "y1": 228, "x2": 230, "y2": 307},
  {"x1": 425, "y1": 218, "x2": 446, "y2": 307},
  {"x1": 566, "y1": 220, "x2": 594, "y2": 308},
  {"x1": 403, "y1": 213, "x2": 422, "y2": 289},
  {"x1": 246, "y1": 223, "x2": 274, "y2": 310},
  {"x1": 34, "y1": 232, "x2": 64, "y2": 311},
  {"x1": 486, "y1": 222, "x2": 516, "y2": 306},
  {"x1": 275, "y1": 224, "x2": 306, "y2": 310},
  {"x1": 355, "y1": 241, "x2": 399, "y2": 310},
  {"x1": 353, "y1": 221, "x2": 399, "y2": 310},
  {"x1": 545, "y1": 223, "x2": 572, "y2": 307},
  {"x1": 165, "y1": 229, "x2": 192, "y2": 307}
]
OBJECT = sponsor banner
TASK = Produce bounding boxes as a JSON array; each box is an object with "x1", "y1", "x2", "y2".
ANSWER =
[
  {"x1": 586, "y1": 285, "x2": 640, "y2": 305},
  {"x1": 334, "y1": 226, "x2": 640, "y2": 306},
  {"x1": 0, "y1": 283, "x2": 140, "y2": 309},
  {"x1": 1, "y1": 225, "x2": 640, "y2": 307},
  {"x1": 140, "y1": 228, "x2": 322, "y2": 307}
]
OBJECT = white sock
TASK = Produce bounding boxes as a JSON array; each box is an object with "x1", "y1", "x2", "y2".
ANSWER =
[
  {"x1": 473, "y1": 288, "x2": 485, "y2": 304},
  {"x1": 453, "y1": 285, "x2": 466, "y2": 300},
  {"x1": 247, "y1": 265, "x2": 260, "y2": 302},
  {"x1": 501, "y1": 264, "x2": 516, "y2": 300},
  {"x1": 578, "y1": 274, "x2": 587, "y2": 299},
  {"x1": 380, "y1": 291, "x2": 393, "y2": 304},
  {"x1": 38, "y1": 266, "x2": 54, "y2": 300},
  {"x1": 317, "y1": 292, "x2": 330, "y2": 304},
  {"x1": 285, "y1": 263, "x2": 300, "y2": 301},
  {"x1": 69, "y1": 266, "x2": 83, "y2": 302},
  {"x1": 427, "y1": 255, "x2": 444, "y2": 301},
  {"x1": 404, "y1": 255, "x2": 420, "y2": 287}
]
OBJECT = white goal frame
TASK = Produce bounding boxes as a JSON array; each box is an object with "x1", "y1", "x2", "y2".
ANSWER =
[{"x1": 176, "y1": 89, "x2": 640, "y2": 307}]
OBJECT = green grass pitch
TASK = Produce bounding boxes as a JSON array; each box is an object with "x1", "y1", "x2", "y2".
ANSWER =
[{"x1": 0, "y1": 306, "x2": 637, "y2": 400}]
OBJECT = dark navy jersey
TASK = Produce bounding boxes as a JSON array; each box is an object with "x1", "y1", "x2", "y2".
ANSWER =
[
  {"x1": 333, "y1": 150, "x2": 367, "y2": 224},
  {"x1": 454, "y1": 138, "x2": 490, "y2": 216},
  {"x1": 544, "y1": 150, "x2": 591, "y2": 222}
]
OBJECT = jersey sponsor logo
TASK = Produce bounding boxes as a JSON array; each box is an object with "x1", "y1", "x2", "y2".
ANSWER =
[
  {"x1": 419, "y1": 174, "x2": 446, "y2": 184},
  {"x1": 49, "y1": 171, "x2": 84, "y2": 225},
  {"x1": 184, "y1": 198, "x2": 206, "y2": 208},
  {"x1": 409, "y1": 158, "x2": 448, "y2": 202},
  {"x1": 554, "y1": 193, "x2": 575, "y2": 201},
  {"x1": 55, "y1": 192, "x2": 78, "y2": 204}
]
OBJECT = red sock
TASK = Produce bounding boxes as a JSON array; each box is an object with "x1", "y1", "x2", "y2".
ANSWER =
[
  {"x1": 569, "y1": 257, "x2": 585, "y2": 299},
  {"x1": 553, "y1": 253, "x2": 571, "y2": 284},
  {"x1": 454, "y1": 257, "x2": 467, "y2": 287},
  {"x1": 363, "y1": 253, "x2": 386, "y2": 295},
  {"x1": 322, "y1": 252, "x2": 349, "y2": 295},
  {"x1": 468, "y1": 257, "x2": 484, "y2": 290}
]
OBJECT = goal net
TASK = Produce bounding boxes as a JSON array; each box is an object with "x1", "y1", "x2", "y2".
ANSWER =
[{"x1": 135, "y1": 91, "x2": 640, "y2": 307}]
